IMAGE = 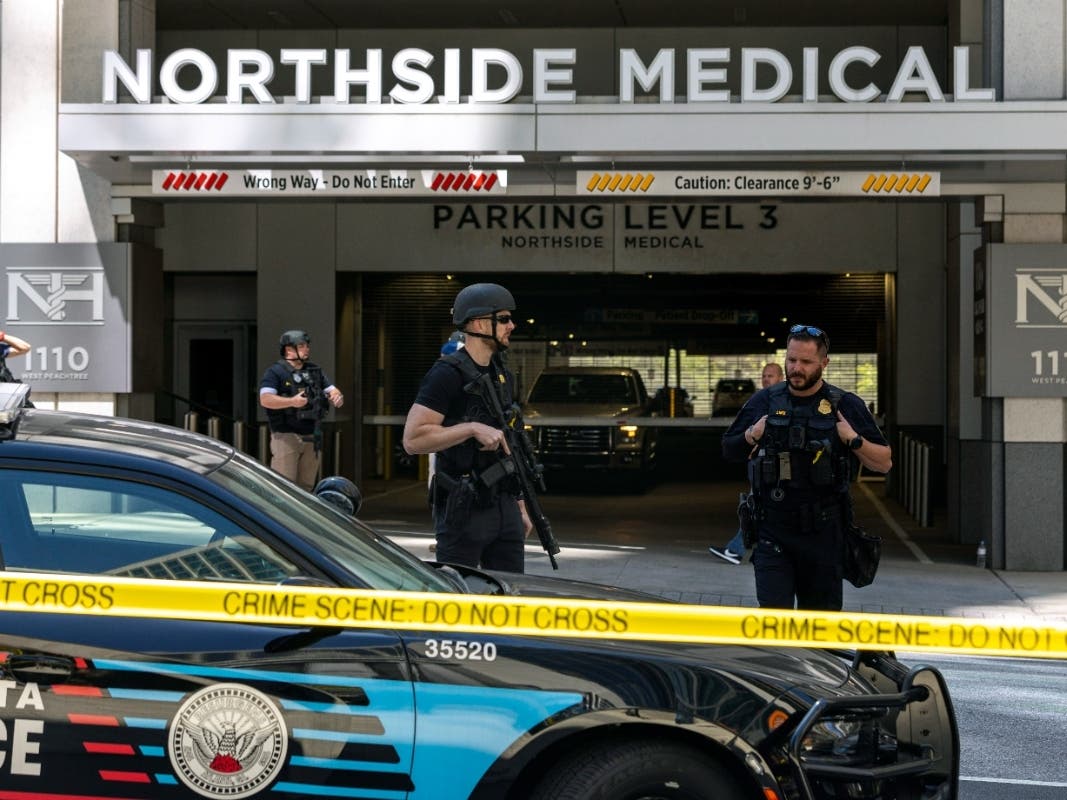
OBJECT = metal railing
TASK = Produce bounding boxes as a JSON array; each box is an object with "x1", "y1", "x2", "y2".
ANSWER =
[{"x1": 895, "y1": 432, "x2": 932, "y2": 527}]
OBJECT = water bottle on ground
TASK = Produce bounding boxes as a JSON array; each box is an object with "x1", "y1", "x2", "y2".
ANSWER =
[{"x1": 976, "y1": 540, "x2": 987, "y2": 568}]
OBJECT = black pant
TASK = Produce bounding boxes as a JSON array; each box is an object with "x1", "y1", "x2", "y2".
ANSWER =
[
  {"x1": 752, "y1": 507, "x2": 844, "y2": 611},
  {"x1": 434, "y1": 493, "x2": 525, "y2": 573}
]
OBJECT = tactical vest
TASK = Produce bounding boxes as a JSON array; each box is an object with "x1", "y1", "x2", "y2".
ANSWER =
[
  {"x1": 749, "y1": 382, "x2": 851, "y2": 501},
  {"x1": 435, "y1": 351, "x2": 515, "y2": 481},
  {"x1": 264, "y1": 360, "x2": 325, "y2": 433}
]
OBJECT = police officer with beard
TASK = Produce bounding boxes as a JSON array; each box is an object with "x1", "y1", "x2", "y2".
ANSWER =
[
  {"x1": 402, "y1": 284, "x2": 533, "y2": 572},
  {"x1": 259, "y1": 330, "x2": 343, "y2": 491},
  {"x1": 722, "y1": 325, "x2": 891, "y2": 610}
]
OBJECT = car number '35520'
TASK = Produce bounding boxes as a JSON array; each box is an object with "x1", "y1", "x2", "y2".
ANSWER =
[{"x1": 423, "y1": 639, "x2": 498, "y2": 660}]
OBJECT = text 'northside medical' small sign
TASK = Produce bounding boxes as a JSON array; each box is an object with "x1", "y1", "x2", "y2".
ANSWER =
[
  {"x1": 151, "y1": 169, "x2": 508, "y2": 197},
  {"x1": 578, "y1": 170, "x2": 941, "y2": 197}
]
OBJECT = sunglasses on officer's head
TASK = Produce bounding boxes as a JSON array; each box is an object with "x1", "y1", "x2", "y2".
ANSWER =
[{"x1": 789, "y1": 324, "x2": 828, "y2": 348}]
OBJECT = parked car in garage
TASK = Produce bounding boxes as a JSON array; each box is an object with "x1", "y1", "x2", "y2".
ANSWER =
[
  {"x1": 0, "y1": 383, "x2": 959, "y2": 800},
  {"x1": 712, "y1": 377, "x2": 757, "y2": 417},
  {"x1": 652, "y1": 385, "x2": 695, "y2": 417}
]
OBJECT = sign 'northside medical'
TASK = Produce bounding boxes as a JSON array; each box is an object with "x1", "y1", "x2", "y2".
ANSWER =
[{"x1": 103, "y1": 45, "x2": 994, "y2": 105}]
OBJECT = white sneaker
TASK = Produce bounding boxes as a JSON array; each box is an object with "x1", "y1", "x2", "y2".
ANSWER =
[{"x1": 708, "y1": 546, "x2": 742, "y2": 565}]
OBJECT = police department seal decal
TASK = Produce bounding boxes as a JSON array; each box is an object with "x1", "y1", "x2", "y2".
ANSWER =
[{"x1": 168, "y1": 683, "x2": 288, "y2": 798}]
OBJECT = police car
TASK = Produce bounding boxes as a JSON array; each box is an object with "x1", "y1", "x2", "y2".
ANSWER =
[{"x1": 0, "y1": 383, "x2": 958, "y2": 800}]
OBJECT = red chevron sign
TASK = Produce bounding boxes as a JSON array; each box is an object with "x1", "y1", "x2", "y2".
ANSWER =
[
  {"x1": 160, "y1": 172, "x2": 230, "y2": 191},
  {"x1": 430, "y1": 172, "x2": 499, "y2": 192}
]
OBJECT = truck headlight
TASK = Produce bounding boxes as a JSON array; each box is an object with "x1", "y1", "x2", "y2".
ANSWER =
[{"x1": 619, "y1": 424, "x2": 639, "y2": 440}]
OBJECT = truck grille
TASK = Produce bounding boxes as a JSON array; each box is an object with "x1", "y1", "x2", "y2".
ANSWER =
[{"x1": 541, "y1": 426, "x2": 610, "y2": 453}]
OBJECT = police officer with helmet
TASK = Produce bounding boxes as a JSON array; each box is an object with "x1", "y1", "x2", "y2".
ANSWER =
[
  {"x1": 403, "y1": 283, "x2": 533, "y2": 572},
  {"x1": 722, "y1": 324, "x2": 891, "y2": 611},
  {"x1": 259, "y1": 330, "x2": 343, "y2": 491}
]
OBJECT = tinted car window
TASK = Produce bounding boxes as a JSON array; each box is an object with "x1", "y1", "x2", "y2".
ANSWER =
[
  {"x1": 211, "y1": 451, "x2": 456, "y2": 593},
  {"x1": 4, "y1": 469, "x2": 300, "y2": 583}
]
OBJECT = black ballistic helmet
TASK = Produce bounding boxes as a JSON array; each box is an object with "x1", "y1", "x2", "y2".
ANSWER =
[
  {"x1": 313, "y1": 475, "x2": 362, "y2": 516},
  {"x1": 279, "y1": 330, "x2": 311, "y2": 356},
  {"x1": 451, "y1": 283, "x2": 515, "y2": 326}
]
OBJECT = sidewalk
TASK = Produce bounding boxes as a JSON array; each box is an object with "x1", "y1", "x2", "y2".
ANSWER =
[{"x1": 359, "y1": 478, "x2": 1067, "y2": 624}]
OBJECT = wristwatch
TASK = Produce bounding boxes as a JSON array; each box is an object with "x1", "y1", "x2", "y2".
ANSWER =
[{"x1": 849, "y1": 435, "x2": 865, "y2": 451}]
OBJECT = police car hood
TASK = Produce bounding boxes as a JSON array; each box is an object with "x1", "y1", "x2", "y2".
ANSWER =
[
  {"x1": 481, "y1": 568, "x2": 664, "y2": 602},
  {"x1": 523, "y1": 401, "x2": 646, "y2": 419},
  {"x1": 468, "y1": 567, "x2": 858, "y2": 694}
]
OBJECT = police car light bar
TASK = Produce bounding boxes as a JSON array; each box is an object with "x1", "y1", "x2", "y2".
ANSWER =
[{"x1": 0, "y1": 382, "x2": 31, "y2": 425}]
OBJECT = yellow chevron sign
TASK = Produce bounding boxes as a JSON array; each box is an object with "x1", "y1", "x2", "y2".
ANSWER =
[
  {"x1": 585, "y1": 172, "x2": 657, "y2": 193},
  {"x1": 577, "y1": 170, "x2": 940, "y2": 197},
  {"x1": 862, "y1": 173, "x2": 934, "y2": 194}
]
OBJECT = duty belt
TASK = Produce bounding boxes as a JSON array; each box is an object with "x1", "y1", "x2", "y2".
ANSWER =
[
  {"x1": 435, "y1": 459, "x2": 516, "y2": 495},
  {"x1": 758, "y1": 499, "x2": 842, "y2": 530}
]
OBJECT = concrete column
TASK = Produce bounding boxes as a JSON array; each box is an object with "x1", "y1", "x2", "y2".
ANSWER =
[
  {"x1": 998, "y1": 186, "x2": 1067, "y2": 570},
  {"x1": 946, "y1": 0, "x2": 1067, "y2": 571},
  {"x1": 256, "y1": 204, "x2": 339, "y2": 405},
  {"x1": 1, "y1": 0, "x2": 60, "y2": 242},
  {"x1": 946, "y1": 201, "x2": 984, "y2": 546},
  {"x1": 1002, "y1": 0, "x2": 1065, "y2": 99}
]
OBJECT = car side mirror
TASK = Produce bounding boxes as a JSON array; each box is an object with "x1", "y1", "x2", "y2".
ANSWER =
[{"x1": 313, "y1": 476, "x2": 362, "y2": 516}]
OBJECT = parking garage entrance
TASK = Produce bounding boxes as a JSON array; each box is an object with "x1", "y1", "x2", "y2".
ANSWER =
[{"x1": 361, "y1": 270, "x2": 890, "y2": 484}]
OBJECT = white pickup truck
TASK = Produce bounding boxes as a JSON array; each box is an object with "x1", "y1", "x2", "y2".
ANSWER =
[{"x1": 522, "y1": 366, "x2": 658, "y2": 486}]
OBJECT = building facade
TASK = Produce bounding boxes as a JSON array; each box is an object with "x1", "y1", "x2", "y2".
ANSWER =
[{"x1": 1, "y1": 0, "x2": 1065, "y2": 569}]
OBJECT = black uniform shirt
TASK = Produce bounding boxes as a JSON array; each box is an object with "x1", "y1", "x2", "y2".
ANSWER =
[{"x1": 414, "y1": 354, "x2": 517, "y2": 425}]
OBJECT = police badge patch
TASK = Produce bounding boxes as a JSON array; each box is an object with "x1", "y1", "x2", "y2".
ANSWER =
[
  {"x1": 169, "y1": 683, "x2": 288, "y2": 798},
  {"x1": 817, "y1": 398, "x2": 832, "y2": 415}
]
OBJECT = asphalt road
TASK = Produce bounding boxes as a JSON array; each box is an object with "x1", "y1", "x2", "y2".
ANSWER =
[{"x1": 914, "y1": 654, "x2": 1067, "y2": 799}]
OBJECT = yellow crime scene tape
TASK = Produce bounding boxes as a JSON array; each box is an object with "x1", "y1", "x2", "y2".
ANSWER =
[{"x1": 2, "y1": 572, "x2": 1066, "y2": 660}]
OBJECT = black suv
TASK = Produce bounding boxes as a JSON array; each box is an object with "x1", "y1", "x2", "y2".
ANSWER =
[{"x1": 0, "y1": 383, "x2": 959, "y2": 800}]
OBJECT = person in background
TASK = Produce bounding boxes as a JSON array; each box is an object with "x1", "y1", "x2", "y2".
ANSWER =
[
  {"x1": 721, "y1": 325, "x2": 890, "y2": 611},
  {"x1": 709, "y1": 361, "x2": 785, "y2": 564},
  {"x1": 0, "y1": 329, "x2": 31, "y2": 383},
  {"x1": 403, "y1": 283, "x2": 531, "y2": 572},
  {"x1": 259, "y1": 329, "x2": 343, "y2": 491}
]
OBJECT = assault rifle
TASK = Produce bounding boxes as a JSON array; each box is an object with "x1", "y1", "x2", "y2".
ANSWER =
[
  {"x1": 466, "y1": 372, "x2": 561, "y2": 569},
  {"x1": 292, "y1": 365, "x2": 331, "y2": 422}
]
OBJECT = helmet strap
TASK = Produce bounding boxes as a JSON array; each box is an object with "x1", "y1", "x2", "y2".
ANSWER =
[{"x1": 463, "y1": 323, "x2": 508, "y2": 351}]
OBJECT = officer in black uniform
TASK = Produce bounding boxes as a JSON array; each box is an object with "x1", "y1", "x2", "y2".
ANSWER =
[
  {"x1": 259, "y1": 330, "x2": 343, "y2": 491},
  {"x1": 402, "y1": 283, "x2": 532, "y2": 572},
  {"x1": 722, "y1": 325, "x2": 891, "y2": 610}
]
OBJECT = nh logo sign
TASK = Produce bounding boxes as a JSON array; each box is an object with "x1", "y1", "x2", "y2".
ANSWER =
[
  {"x1": 1015, "y1": 269, "x2": 1067, "y2": 327},
  {"x1": 6, "y1": 268, "x2": 105, "y2": 324}
]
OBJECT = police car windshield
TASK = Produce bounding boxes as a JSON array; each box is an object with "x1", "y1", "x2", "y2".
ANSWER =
[{"x1": 212, "y1": 453, "x2": 455, "y2": 594}]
